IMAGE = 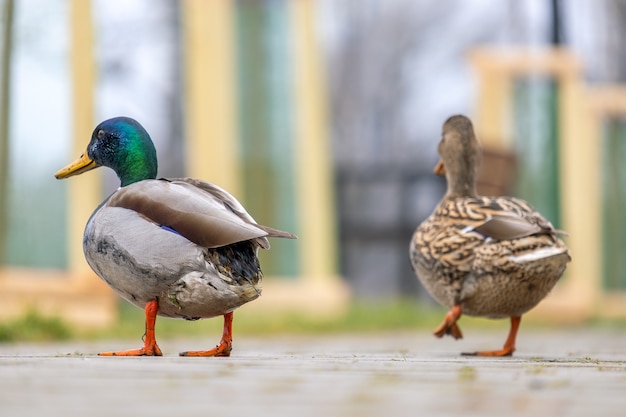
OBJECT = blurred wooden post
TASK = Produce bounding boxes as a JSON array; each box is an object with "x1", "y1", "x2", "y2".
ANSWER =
[
  {"x1": 472, "y1": 64, "x2": 513, "y2": 149},
  {"x1": 179, "y1": 0, "x2": 348, "y2": 314},
  {"x1": 586, "y1": 85, "x2": 626, "y2": 316},
  {"x1": 180, "y1": 0, "x2": 241, "y2": 196},
  {"x1": 180, "y1": 0, "x2": 340, "y2": 278},
  {"x1": 558, "y1": 68, "x2": 601, "y2": 311},
  {"x1": 289, "y1": 0, "x2": 338, "y2": 282},
  {"x1": 0, "y1": 0, "x2": 13, "y2": 265},
  {"x1": 69, "y1": 0, "x2": 100, "y2": 278},
  {"x1": 0, "y1": 0, "x2": 115, "y2": 328},
  {"x1": 469, "y1": 47, "x2": 599, "y2": 320}
]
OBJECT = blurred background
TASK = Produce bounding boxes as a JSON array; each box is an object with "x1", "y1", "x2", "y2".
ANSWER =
[{"x1": 0, "y1": 0, "x2": 626, "y2": 340}]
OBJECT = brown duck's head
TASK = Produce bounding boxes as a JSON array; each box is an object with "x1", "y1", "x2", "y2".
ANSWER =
[{"x1": 435, "y1": 114, "x2": 481, "y2": 197}]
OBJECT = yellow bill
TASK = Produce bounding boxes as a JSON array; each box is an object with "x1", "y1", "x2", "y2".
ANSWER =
[
  {"x1": 433, "y1": 160, "x2": 446, "y2": 176},
  {"x1": 54, "y1": 151, "x2": 99, "y2": 179}
]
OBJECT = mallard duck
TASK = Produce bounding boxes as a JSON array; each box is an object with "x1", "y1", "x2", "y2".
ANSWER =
[
  {"x1": 55, "y1": 117, "x2": 296, "y2": 357},
  {"x1": 410, "y1": 115, "x2": 570, "y2": 356}
]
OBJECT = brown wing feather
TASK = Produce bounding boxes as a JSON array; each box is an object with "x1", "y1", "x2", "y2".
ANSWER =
[
  {"x1": 171, "y1": 178, "x2": 297, "y2": 240},
  {"x1": 108, "y1": 179, "x2": 295, "y2": 249},
  {"x1": 473, "y1": 214, "x2": 544, "y2": 240}
]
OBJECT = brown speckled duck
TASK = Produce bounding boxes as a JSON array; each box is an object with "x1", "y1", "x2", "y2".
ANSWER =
[
  {"x1": 55, "y1": 117, "x2": 296, "y2": 357},
  {"x1": 410, "y1": 115, "x2": 570, "y2": 356}
]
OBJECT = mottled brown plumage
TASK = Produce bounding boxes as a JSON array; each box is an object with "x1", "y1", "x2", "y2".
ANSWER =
[{"x1": 410, "y1": 115, "x2": 570, "y2": 356}]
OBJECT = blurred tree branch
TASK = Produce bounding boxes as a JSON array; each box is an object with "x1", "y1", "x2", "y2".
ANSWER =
[{"x1": 328, "y1": 2, "x2": 422, "y2": 167}]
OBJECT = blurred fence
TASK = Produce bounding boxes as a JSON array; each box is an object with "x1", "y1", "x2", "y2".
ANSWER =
[{"x1": 336, "y1": 163, "x2": 442, "y2": 300}]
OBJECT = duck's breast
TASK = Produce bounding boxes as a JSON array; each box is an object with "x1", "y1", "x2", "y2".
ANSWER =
[{"x1": 83, "y1": 204, "x2": 206, "y2": 307}]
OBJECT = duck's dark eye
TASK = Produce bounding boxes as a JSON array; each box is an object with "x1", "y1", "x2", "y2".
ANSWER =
[{"x1": 97, "y1": 129, "x2": 105, "y2": 139}]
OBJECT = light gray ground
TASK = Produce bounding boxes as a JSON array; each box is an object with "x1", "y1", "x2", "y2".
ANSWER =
[{"x1": 1, "y1": 328, "x2": 625, "y2": 417}]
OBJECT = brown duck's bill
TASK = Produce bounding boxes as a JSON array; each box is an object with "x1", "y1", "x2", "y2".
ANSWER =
[
  {"x1": 434, "y1": 160, "x2": 446, "y2": 176},
  {"x1": 54, "y1": 151, "x2": 99, "y2": 179}
]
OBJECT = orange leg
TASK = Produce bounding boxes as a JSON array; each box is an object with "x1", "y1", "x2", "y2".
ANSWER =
[
  {"x1": 179, "y1": 312, "x2": 233, "y2": 357},
  {"x1": 433, "y1": 305, "x2": 463, "y2": 340},
  {"x1": 462, "y1": 316, "x2": 521, "y2": 357},
  {"x1": 99, "y1": 299, "x2": 163, "y2": 356}
]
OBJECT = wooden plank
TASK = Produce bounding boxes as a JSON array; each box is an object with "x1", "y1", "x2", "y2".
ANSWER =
[
  {"x1": 587, "y1": 85, "x2": 626, "y2": 116},
  {"x1": 469, "y1": 46, "x2": 582, "y2": 76}
]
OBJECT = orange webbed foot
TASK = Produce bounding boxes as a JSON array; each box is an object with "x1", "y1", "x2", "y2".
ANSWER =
[
  {"x1": 179, "y1": 341, "x2": 232, "y2": 357},
  {"x1": 98, "y1": 343, "x2": 163, "y2": 357},
  {"x1": 179, "y1": 312, "x2": 234, "y2": 358},
  {"x1": 99, "y1": 300, "x2": 162, "y2": 357},
  {"x1": 433, "y1": 305, "x2": 463, "y2": 340},
  {"x1": 461, "y1": 346, "x2": 515, "y2": 357},
  {"x1": 460, "y1": 316, "x2": 521, "y2": 357}
]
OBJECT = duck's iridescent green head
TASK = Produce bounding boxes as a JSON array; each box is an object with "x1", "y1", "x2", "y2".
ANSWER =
[{"x1": 55, "y1": 117, "x2": 158, "y2": 187}]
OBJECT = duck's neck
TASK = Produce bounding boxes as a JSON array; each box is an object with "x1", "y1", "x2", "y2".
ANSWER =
[
  {"x1": 115, "y1": 149, "x2": 157, "y2": 187},
  {"x1": 118, "y1": 161, "x2": 157, "y2": 187},
  {"x1": 444, "y1": 164, "x2": 478, "y2": 199}
]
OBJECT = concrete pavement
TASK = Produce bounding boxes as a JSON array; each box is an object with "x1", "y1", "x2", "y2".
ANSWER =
[{"x1": 1, "y1": 328, "x2": 625, "y2": 417}]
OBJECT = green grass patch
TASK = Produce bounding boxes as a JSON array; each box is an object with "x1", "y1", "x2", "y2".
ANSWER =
[
  {"x1": 0, "y1": 300, "x2": 446, "y2": 342},
  {"x1": 0, "y1": 310, "x2": 72, "y2": 342},
  {"x1": 2, "y1": 299, "x2": 621, "y2": 343},
  {"x1": 85, "y1": 299, "x2": 447, "y2": 340}
]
